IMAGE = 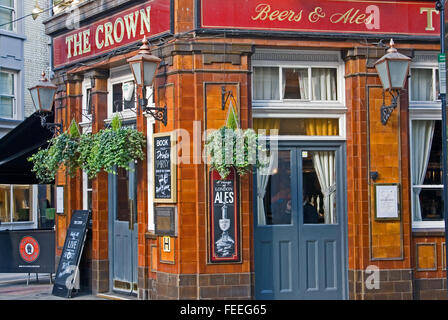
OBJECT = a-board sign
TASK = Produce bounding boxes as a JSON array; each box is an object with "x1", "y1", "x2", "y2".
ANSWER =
[
  {"x1": 52, "y1": 210, "x2": 90, "y2": 298},
  {"x1": 209, "y1": 168, "x2": 241, "y2": 263},
  {"x1": 0, "y1": 229, "x2": 55, "y2": 273},
  {"x1": 153, "y1": 132, "x2": 176, "y2": 203}
]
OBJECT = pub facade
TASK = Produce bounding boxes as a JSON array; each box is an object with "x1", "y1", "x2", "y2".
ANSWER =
[{"x1": 43, "y1": 0, "x2": 446, "y2": 299}]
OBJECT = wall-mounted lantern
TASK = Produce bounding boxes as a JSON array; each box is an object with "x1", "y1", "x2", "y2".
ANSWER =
[
  {"x1": 127, "y1": 37, "x2": 167, "y2": 126},
  {"x1": 374, "y1": 39, "x2": 412, "y2": 125},
  {"x1": 29, "y1": 72, "x2": 62, "y2": 134}
]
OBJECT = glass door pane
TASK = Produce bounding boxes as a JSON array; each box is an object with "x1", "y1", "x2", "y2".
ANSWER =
[
  {"x1": 301, "y1": 150, "x2": 337, "y2": 224},
  {"x1": 257, "y1": 150, "x2": 293, "y2": 225}
]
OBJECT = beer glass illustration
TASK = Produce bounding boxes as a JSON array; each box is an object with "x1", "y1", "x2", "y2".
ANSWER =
[{"x1": 215, "y1": 201, "x2": 234, "y2": 257}]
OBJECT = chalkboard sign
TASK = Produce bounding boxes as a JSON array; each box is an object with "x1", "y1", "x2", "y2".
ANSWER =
[
  {"x1": 52, "y1": 210, "x2": 90, "y2": 298},
  {"x1": 209, "y1": 168, "x2": 241, "y2": 263},
  {"x1": 153, "y1": 132, "x2": 176, "y2": 203}
]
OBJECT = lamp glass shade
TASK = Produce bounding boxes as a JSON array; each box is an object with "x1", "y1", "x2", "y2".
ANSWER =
[
  {"x1": 29, "y1": 85, "x2": 56, "y2": 112},
  {"x1": 375, "y1": 60, "x2": 391, "y2": 90},
  {"x1": 388, "y1": 59, "x2": 410, "y2": 89},
  {"x1": 130, "y1": 61, "x2": 142, "y2": 86},
  {"x1": 143, "y1": 60, "x2": 158, "y2": 87},
  {"x1": 29, "y1": 87, "x2": 40, "y2": 111},
  {"x1": 38, "y1": 86, "x2": 57, "y2": 112}
]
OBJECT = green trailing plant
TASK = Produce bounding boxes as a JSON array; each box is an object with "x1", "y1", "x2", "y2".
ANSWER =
[
  {"x1": 206, "y1": 125, "x2": 268, "y2": 180},
  {"x1": 28, "y1": 120, "x2": 82, "y2": 183},
  {"x1": 28, "y1": 115, "x2": 146, "y2": 183},
  {"x1": 90, "y1": 116, "x2": 146, "y2": 176}
]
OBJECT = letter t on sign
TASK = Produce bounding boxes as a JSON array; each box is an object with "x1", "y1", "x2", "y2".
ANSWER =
[{"x1": 420, "y1": 7, "x2": 439, "y2": 31}]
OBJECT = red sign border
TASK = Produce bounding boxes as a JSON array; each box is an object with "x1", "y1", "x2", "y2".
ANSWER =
[
  {"x1": 53, "y1": 0, "x2": 174, "y2": 70},
  {"x1": 197, "y1": 0, "x2": 441, "y2": 38}
]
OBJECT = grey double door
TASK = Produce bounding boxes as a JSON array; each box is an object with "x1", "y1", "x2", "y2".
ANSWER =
[
  {"x1": 109, "y1": 162, "x2": 138, "y2": 294},
  {"x1": 254, "y1": 143, "x2": 347, "y2": 300}
]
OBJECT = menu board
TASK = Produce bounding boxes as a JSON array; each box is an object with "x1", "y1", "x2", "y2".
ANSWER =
[
  {"x1": 153, "y1": 132, "x2": 176, "y2": 203},
  {"x1": 209, "y1": 168, "x2": 241, "y2": 263},
  {"x1": 52, "y1": 210, "x2": 90, "y2": 298}
]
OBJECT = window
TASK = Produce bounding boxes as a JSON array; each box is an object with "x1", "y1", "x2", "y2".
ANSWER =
[
  {"x1": 0, "y1": 0, "x2": 14, "y2": 31},
  {"x1": 411, "y1": 120, "x2": 443, "y2": 226},
  {"x1": 0, "y1": 184, "x2": 33, "y2": 223},
  {"x1": 410, "y1": 67, "x2": 439, "y2": 102},
  {"x1": 112, "y1": 81, "x2": 135, "y2": 113},
  {"x1": 82, "y1": 172, "x2": 92, "y2": 211},
  {"x1": 0, "y1": 71, "x2": 16, "y2": 119},
  {"x1": 409, "y1": 53, "x2": 443, "y2": 228},
  {"x1": 253, "y1": 66, "x2": 338, "y2": 102}
]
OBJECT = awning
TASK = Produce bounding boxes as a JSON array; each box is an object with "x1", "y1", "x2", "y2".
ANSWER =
[{"x1": 0, "y1": 112, "x2": 55, "y2": 184}]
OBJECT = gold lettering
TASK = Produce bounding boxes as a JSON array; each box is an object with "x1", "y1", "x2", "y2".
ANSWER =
[
  {"x1": 309, "y1": 7, "x2": 325, "y2": 23},
  {"x1": 269, "y1": 10, "x2": 280, "y2": 21},
  {"x1": 330, "y1": 8, "x2": 353, "y2": 24},
  {"x1": 124, "y1": 11, "x2": 139, "y2": 39},
  {"x1": 95, "y1": 25, "x2": 104, "y2": 49},
  {"x1": 83, "y1": 29, "x2": 91, "y2": 54},
  {"x1": 277, "y1": 10, "x2": 290, "y2": 21},
  {"x1": 114, "y1": 17, "x2": 125, "y2": 43},
  {"x1": 355, "y1": 13, "x2": 368, "y2": 24},
  {"x1": 420, "y1": 7, "x2": 439, "y2": 31},
  {"x1": 104, "y1": 22, "x2": 114, "y2": 47},
  {"x1": 293, "y1": 10, "x2": 302, "y2": 22},
  {"x1": 252, "y1": 4, "x2": 270, "y2": 21},
  {"x1": 65, "y1": 35, "x2": 74, "y2": 59},
  {"x1": 73, "y1": 32, "x2": 82, "y2": 57},
  {"x1": 140, "y1": 7, "x2": 151, "y2": 35}
]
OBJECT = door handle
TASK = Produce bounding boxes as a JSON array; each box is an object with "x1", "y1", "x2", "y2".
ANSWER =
[{"x1": 129, "y1": 199, "x2": 134, "y2": 231}]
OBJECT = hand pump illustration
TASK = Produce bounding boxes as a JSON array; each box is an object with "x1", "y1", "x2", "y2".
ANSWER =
[{"x1": 216, "y1": 199, "x2": 235, "y2": 257}]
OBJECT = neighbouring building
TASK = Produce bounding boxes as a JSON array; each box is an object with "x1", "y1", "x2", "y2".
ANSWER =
[
  {"x1": 41, "y1": 0, "x2": 448, "y2": 299},
  {"x1": 0, "y1": 0, "x2": 52, "y2": 230}
]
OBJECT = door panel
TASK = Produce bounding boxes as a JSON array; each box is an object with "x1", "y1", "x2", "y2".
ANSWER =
[
  {"x1": 254, "y1": 148, "x2": 299, "y2": 299},
  {"x1": 254, "y1": 144, "x2": 346, "y2": 300},
  {"x1": 111, "y1": 163, "x2": 138, "y2": 293}
]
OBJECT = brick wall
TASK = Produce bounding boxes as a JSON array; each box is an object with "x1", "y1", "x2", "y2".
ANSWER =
[{"x1": 23, "y1": 0, "x2": 50, "y2": 117}]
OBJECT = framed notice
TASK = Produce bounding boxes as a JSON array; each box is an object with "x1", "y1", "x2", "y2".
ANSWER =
[
  {"x1": 153, "y1": 132, "x2": 176, "y2": 203},
  {"x1": 374, "y1": 183, "x2": 401, "y2": 221},
  {"x1": 56, "y1": 186, "x2": 64, "y2": 214},
  {"x1": 208, "y1": 167, "x2": 241, "y2": 263}
]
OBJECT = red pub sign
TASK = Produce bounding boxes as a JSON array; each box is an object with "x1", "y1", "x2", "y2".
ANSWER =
[
  {"x1": 53, "y1": 0, "x2": 171, "y2": 69},
  {"x1": 200, "y1": 0, "x2": 441, "y2": 36}
]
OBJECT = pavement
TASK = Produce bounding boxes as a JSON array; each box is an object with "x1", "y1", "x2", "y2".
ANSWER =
[{"x1": 0, "y1": 273, "x2": 106, "y2": 300}]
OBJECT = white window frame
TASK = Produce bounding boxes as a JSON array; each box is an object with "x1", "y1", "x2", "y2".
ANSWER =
[
  {"x1": 252, "y1": 50, "x2": 345, "y2": 110},
  {"x1": 0, "y1": 0, "x2": 16, "y2": 32},
  {"x1": 81, "y1": 124, "x2": 92, "y2": 211},
  {"x1": 410, "y1": 111, "x2": 443, "y2": 229},
  {"x1": 107, "y1": 65, "x2": 138, "y2": 122},
  {"x1": 409, "y1": 67, "x2": 440, "y2": 106},
  {"x1": 147, "y1": 116, "x2": 155, "y2": 231},
  {"x1": 0, "y1": 69, "x2": 18, "y2": 119},
  {"x1": 81, "y1": 77, "x2": 92, "y2": 125},
  {"x1": 252, "y1": 49, "x2": 346, "y2": 141},
  {"x1": 409, "y1": 51, "x2": 443, "y2": 229}
]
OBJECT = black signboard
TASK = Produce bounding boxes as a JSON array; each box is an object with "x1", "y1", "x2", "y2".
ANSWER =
[
  {"x1": 209, "y1": 167, "x2": 241, "y2": 263},
  {"x1": 0, "y1": 229, "x2": 55, "y2": 273},
  {"x1": 153, "y1": 132, "x2": 176, "y2": 202},
  {"x1": 52, "y1": 210, "x2": 90, "y2": 298}
]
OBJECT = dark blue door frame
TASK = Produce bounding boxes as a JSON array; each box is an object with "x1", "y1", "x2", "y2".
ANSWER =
[{"x1": 253, "y1": 140, "x2": 348, "y2": 300}]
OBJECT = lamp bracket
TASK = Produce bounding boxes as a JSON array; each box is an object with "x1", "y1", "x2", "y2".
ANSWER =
[
  {"x1": 36, "y1": 112, "x2": 63, "y2": 135},
  {"x1": 139, "y1": 86, "x2": 167, "y2": 126},
  {"x1": 221, "y1": 86, "x2": 236, "y2": 111},
  {"x1": 380, "y1": 90, "x2": 399, "y2": 125}
]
